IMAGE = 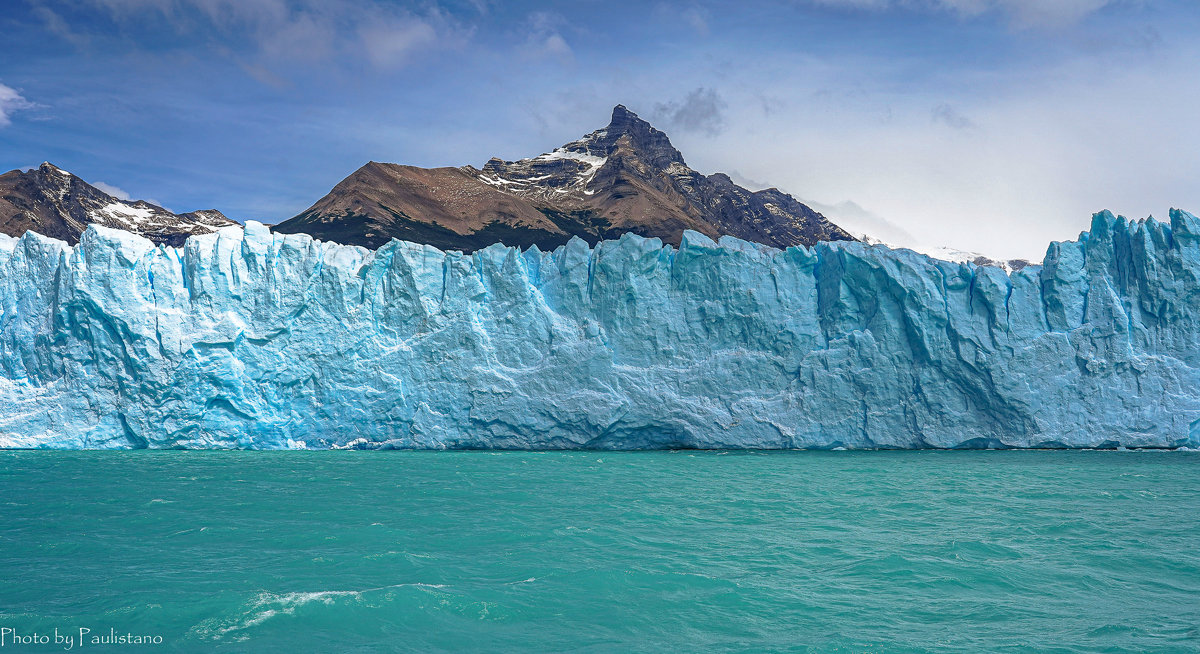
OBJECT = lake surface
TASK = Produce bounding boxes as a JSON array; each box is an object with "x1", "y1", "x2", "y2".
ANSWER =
[{"x1": 0, "y1": 450, "x2": 1197, "y2": 653}]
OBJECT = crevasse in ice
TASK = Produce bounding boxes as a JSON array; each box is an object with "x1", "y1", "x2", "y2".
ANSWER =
[{"x1": 1, "y1": 210, "x2": 1197, "y2": 449}]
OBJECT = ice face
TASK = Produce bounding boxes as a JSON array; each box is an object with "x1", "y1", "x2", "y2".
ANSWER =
[{"x1": 1, "y1": 211, "x2": 1198, "y2": 450}]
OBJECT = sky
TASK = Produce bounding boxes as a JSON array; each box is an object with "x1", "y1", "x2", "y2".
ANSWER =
[{"x1": 2, "y1": 0, "x2": 1199, "y2": 260}]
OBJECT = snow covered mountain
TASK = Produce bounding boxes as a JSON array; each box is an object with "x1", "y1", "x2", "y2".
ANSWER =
[
  {"x1": 853, "y1": 234, "x2": 1033, "y2": 273},
  {"x1": 274, "y1": 105, "x2": 854, "y2": 252},
  {"x1": 906, "y1": 245, "x2": 1032, "y2": 273},
  {"x1": 0, "y1": 209, "x2": 1196, "y2": 450},
  {"x1": 0, "y1": 163, "x2": 236, "y2": 247}
]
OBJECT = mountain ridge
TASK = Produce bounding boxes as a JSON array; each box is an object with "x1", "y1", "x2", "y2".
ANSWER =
[
  {"x1": 273, "y1": 105, "x2": 854, "y2": 252},
  {"x1": 0, "y1": 163, "x2": 236, "y2": 247}
]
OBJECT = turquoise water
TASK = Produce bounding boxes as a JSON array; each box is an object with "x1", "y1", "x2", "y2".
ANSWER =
[{"x1": 0, "y1": 451, "x2": 1197, "y2": 653}]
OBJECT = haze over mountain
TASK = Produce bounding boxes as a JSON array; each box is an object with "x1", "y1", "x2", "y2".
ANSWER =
[
  {"x1": 273, "y1": 105, "x2": 854, "y2": 252},
  {"x1": 0, "y1": 163, "x2": 235, "y2": 247}
]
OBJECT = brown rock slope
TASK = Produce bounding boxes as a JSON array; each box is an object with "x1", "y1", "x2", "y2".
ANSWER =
[{"x1": 275, "y1": 105, "x2": 855, "y2": 252}]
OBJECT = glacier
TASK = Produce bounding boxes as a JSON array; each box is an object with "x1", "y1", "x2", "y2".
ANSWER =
[{"x1": 0, "y1": 209, "x2": 1198, "y2": 450}]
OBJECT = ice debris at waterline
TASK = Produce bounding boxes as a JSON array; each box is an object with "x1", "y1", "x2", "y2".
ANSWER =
[{"x1": 0, "y1": 210, "x2": 1198, "y2": 450}]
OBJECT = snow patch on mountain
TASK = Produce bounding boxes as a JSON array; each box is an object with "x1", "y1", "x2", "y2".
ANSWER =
[
  {"x1": 536, "y1": 149, "x2": 607, "y2": 168},
  {"x1": 93, "y1": 201, "x2": 155, "y2": 224},
  {"x1": 0, "y1": 163, "x2": 238, "y2": 247}
]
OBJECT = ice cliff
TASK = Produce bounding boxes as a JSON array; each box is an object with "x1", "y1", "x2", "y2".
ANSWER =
[{"x1": 1, "y1": 210, "x2": 1198, "y2": 450}]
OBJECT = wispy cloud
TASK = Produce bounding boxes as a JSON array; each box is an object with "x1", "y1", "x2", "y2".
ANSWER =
[
  {"x1": 651, "y1": 3, "x2": 711, "y2": 37},
  {"x1": 803, "y1": 0, "x2": 1120, "y2": 27},
  {"x1": 92, "y1": 177, "x2": 165, "y2": 207},
  {"x1": 653, "y1": 88, "x2": 727, "y2": 136},
  {"x1": 931, "y1": 103, "x2": 976, "y2": 129},
  {"x1": 29, "y1": 3, "x2": 89, "y2": 46},
  {"x1": 44, "y1": 0, "x2": 467, "y2": 71},
  {"x1": 521, "y1": 11, "x2": 573, "y2": 60},
  {"x1": 970, "y1": 0, "x2": 1117, "y2": 27},
  {"x1": 91, "y1": 181, "x2": 130, "y2": 200},
  {"x1": 805, "y1": 198, "x2": 921, "y2": 246},
  {"x1": 682, "y1": 5, "x2": 711, "y2": 36},
  {"x1": 360, "y1": 15, "x2": 440, "y2": 68},
  {"x1": 0, "y1": 83, "x2": 34, "y2": 127}
]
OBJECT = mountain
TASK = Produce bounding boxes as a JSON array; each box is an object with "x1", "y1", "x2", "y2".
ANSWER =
[
  {"x1": 804, "y1": 199, "x2": 1036, "y2": 271},
  {"x1": 852, "y1": 234, "x2": 1033, "y2": 273},
  {"x1": 0, "y1": 163, "x2": 237, "y2": 247},
  {"x1": 905, "y1": 244, "x2": 1032, "y2": 273},
  {"x1": 274, "y1": 105, "x2": 854, "y2": 252}
]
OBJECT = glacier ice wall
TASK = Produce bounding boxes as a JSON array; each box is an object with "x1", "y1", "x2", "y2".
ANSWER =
[{"x1": 0, "y1": 210, "x2": 1198, "y2": 449}]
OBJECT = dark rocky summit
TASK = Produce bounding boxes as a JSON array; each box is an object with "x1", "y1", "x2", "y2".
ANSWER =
[
  {"x1": 274, "y1": 105, "x2": 854, "y2": 252},
  {"x1": 0, "y1": 163, "x2": 236, "y2": 247}
]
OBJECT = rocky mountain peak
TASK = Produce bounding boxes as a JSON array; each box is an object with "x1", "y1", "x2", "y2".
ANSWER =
[
  {"x1": 471, "y1": 105, "x2": 693, "y2": 205},
  {"x1": 481, "y1": 157, "x2": 507, "y2": 175},
  {"x1": 598, "y1": 105, "x2": 686, "y2": 170},
  {"x1": 28, "y1": 162, "x2": 81, "y2": 196},
  {"x1": 0, "y1": 163, "x2": 237, "y2": 246},
  {"x1": 275, "y1": 104, "x2": 855, "y2": 252}
]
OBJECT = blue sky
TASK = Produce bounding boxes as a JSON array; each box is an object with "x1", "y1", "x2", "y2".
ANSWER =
[{"x1": 2, "y1": 0, "x2": 1198, "y2": 259}]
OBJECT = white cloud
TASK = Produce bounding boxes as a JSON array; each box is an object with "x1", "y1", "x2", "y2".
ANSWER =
[
  {"x1": 85, "y1": 181, "x2": 166, "y2": 209},
  {"x1": 944, "y1": 0, "x2": 1115, "y2": 26},
  {"x1": 91, "y1": 182, "x2": 131, "y2": 200},
  {"x1": 76, "y1": 0, "x2": 463, "y2": 69},
  {"x1": 803, "y1": 199, "x2": 921, "y2": 246},
  {"x1": 522, "y1": 11, "x2": 573, "y2": 60},
  {"x1": 0, "y1": 83, "x2": 33, "y2": 127},
  {"x1": 360, "y1": 17, "x2": 440, "y2": 68},
  {"x1": 541, "y1": 33, "x2": 572, "y2": 57},
  {"x1": 31, "y1": 4, "x2": 89, "y2": 46},
  {"x1": 805, "y1": 0, "x2": 1119, "y2": 27},
  {"x1": 597, "y1": 35, "x2": 1200, "y2": 261}
]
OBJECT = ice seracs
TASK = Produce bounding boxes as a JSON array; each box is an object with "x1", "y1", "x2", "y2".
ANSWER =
[{"x1": 0, "y1": 209, "x2": 1197, "y2": 450}]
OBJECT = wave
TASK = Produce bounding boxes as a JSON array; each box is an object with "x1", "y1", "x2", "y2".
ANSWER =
[{"x1": 190, "y1": 582, "x2": 448, "y2": 641}]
